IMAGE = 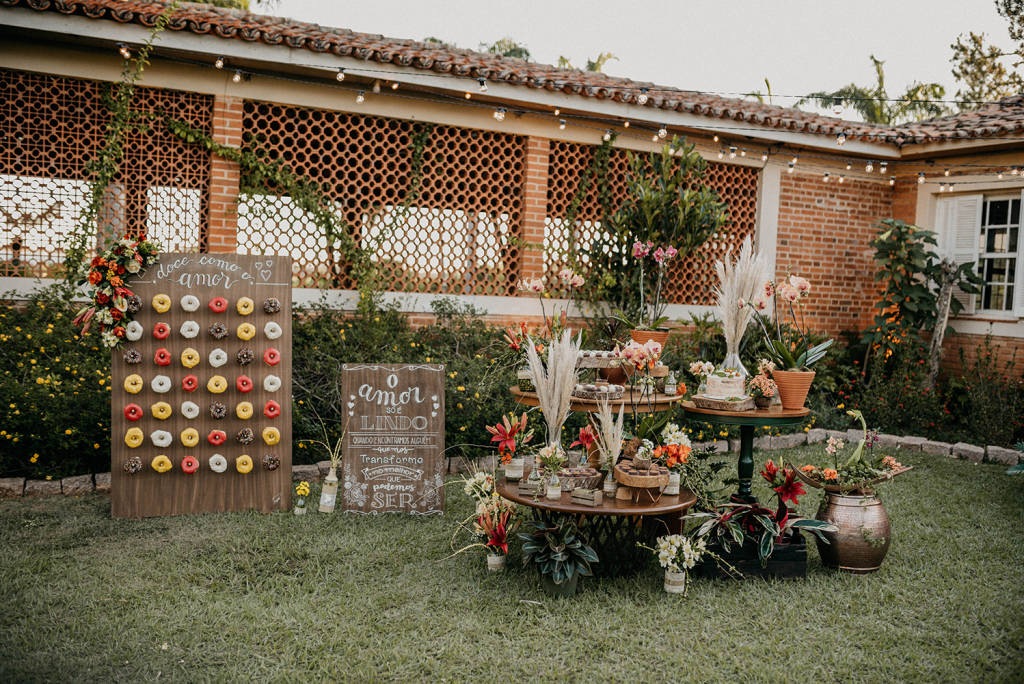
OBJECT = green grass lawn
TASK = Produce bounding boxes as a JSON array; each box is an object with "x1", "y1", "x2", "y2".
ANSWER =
[{"x1": 1, "y1": 444, "x2": 1022, "y2": 683}]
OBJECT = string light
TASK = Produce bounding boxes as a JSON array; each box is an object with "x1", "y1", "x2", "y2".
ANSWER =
[
  {"x1": 718, "y1": 149, "x2": 724, "y2": 159},
  {"x1": 623, "y1": 121, "x2": 630, "y2": 128},
  {"x1": 839, "y1": 174, "x2": 845, "y2": 183},
  {"x1": 336, "y1": 68, "x2": 345, "y2": 82},
  {"x1": 1013, "y1": 167, "x2": 1020, "y2": 175},
  {"x1": 637, "y1": 88, "x2": 649, "y2": 105},
  {"x1": 729, "y1": 146, "x2": 737, "y2": 159},
  {"x1": 761, "y1": 152, "x2": 768, "y2": 162},
  {"x1": 559, "y1": 119, "x2": 566, "y2": 130},
  {"x1": 465, "y1": 92, "x2": 471, "y2": 99},
  {"x1": 603, "y1": 130, "x2": 612, "y2": 142},
  {"x1": 889, "y1": 175, "x2": 896, "y2": 186},
  {"x1": 494, "y1": 107, "x2": 506, "y2": 121},
  {"x1": 787, "y1": 161, "x2": 795, "y2": 173},
  {"x1": 949, "y1": 183, "x2": 955, "y2": 191},
  {"x1": 117, "y1": 43, "x2": 131, "y2": 59},
  {"x1": 918, "y1": 172, "x2": 925, "y2": 184},
  {"x1": 880, "y1": 162, "x2": 888, "y2": 174},
  {"x1": 214, "y1": 56, "x2": 225, "y2": 69},
  {"x1": 478, "y1": 78, "x2": 487, "y2": 93},
  {"x1": 865, "y1": 161, "x2": 874, "y2": 172},
  {"x1": 356, "y1": 91, "x2": 365, "y2": 104},
  {"x1": 998, "y1": 170, "x2": 1004, "y2": 179},
  {"x1": 740, "y1": 150, "x2": 746, "y2": 157},
  {"x1": 836, "y1": 132, "x2": 846, "y2": 146},
  {"x1": 791, "y1": 156, "x2": 799, "y2": 165},
  {"x1": 832, "y1": 99, "x2": 844, "y2": 115},
  {"x1": 940, "y1": 183, "x2": 946, "y2": 192},
  {"x1": 232, "y1": 70, "x2": 242, "y2": 83},
  {"x1": 713, "y1": 135, "x2": 719, "y2": 142},
  {"x1": 658, "y1": 125, "x2": 668, "y2": 138},
  {"x1": 391, "y1": 82, "x2": 400, "y2": 90},
  {"x1": 652, "y1": 133, "x2": 659, "y2": 142},
  {"x1": 669, "y1": 146, "x2": 676, "y2": 155},
  {"x1": 846, "y1": 162, "x2": 852, "y2": 170},
  {"x1": 944, "y1": 169, "x2": 950, "y2": 176},
  {"x1": 372, "y1": 79, "x2": 381, "y2": 93},
  {"x1": 554, "y1": 108, "x2": 560, "y2": 116},
  {"x1": 823, "y1": 172, "x2": 830, "y2": 182}
]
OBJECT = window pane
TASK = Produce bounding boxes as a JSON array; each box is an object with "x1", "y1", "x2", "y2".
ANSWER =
[
  {"x1": 985, "y1": 258, "x2": 1009, "y2": 283},
  {"x1": 1012, "y1": 199, "x2": 1020, "y2": 226},
  {"x1": 986, "y1": 228, "x2": 1008, "y2": 253},
  {"x1": 1010, "y1": 227, "x2": 1018, "y2": 254},
  {"x1": 1006, "y1": 286, "x2": 1015, "y2": 310},
  {"x1": 987, "y1": 200, "x2": 1009, "y2": 226},
  {"x1": 1008, "y1": 258, "x2": 1016, "y2": 283},
  {"x1": 989, "y1": 284, "x2": 1006, "y2": 309}
]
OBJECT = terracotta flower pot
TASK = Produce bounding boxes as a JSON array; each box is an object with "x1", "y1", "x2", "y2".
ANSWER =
[
  {"x1": 599, "y1": 366, "x2": 628, "y2": 386},
  {"x1": 772, "y1": 370, "x2": 815, "y2": 410},
  {"x1": 630, "y1": 329, "x2": 670, "y2": 349}
]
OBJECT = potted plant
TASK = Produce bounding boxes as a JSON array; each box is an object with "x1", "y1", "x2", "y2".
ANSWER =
[
  {"x1": 487, "y1": 412, "x2": 533, "y2": 481},
  {"x1": 640, "y1": 534, "x2": 721, "y2": 595},
  {"x1": 293, "y1": 481, "x2": 310, "y2": 515},
  {"x1": 747, "y1": 276, "x2": 834, "y2": 409},
  {"x1": 747, "y1": 361, "x2": 777, "y2": 410},
  {"x1": 477, "y1": 497, "x2": 520, "y2": 572},
  {"x1": 300, "y1": 409, "x2": 351, "y2": 514},
  {"x1": 615, "y1": 242, "x2": 678, "y2": 347},
  {"x1": 537, "y1": 443, "x2": 567, "y2": 500},
  {"x1": 653, "y1": 429, "x2": 691, "y2": 495},
  {"x1": 518, "y1": 520, "x2": 599, "y2": 598}
]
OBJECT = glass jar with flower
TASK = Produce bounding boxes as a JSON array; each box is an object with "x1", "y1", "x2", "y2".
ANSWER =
[
  {"x1": 486, "y1": 412, "x2": 533, "y2": 481},
  {"x1": 688, "y1": 360, "x2": 715, "y2": 396},
  {"x1": 537, "y1": 443, "x2": 567, "y2": 500},
  {"x1": 653, "y1": 433, "x2": 691, "y2": 495},
  {"x1": 293, "y1": 481, "x2": 310, "y2": 515},
  {"x1": 639, "y1": 534, "x2": 717, "y2": 595}
]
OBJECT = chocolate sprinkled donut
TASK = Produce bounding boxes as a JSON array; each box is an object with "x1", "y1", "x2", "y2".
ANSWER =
[{"x1": 209, "y1": 402, "x2": 227, "y2": 420}]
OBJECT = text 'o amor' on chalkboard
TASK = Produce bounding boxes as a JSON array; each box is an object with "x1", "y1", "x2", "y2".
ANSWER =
[{"x1": 341, "y1": 364, "x2": 445, "y2": 514}]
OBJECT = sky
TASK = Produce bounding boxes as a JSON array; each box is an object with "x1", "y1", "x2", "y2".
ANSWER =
[{"x1": 269, "y1": 0, "x2": 1014, "y2": 120}]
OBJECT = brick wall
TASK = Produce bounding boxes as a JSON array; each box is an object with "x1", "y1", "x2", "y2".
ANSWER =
[{"x1": 207, "y1": 95, "x2": 244, "y2": 254}]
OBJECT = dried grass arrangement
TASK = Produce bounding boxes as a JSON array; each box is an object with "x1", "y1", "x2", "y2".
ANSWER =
[
  {"x1": 525, "y1": 330, "x2": 581, "y2": 446},
  {"x1": 714, "y1": 236, "x2": 774, "y2": 373},
  {"x1": 594, "y1": 399, "x2": 625, "y2": 471}
]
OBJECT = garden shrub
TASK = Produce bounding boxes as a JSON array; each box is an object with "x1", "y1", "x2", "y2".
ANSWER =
[{"x1": 944, "y1": 336, "x2": 1023, "y2": 447}]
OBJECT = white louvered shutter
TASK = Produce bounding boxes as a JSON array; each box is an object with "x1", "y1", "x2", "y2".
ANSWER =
[
  {"x1": 1016, "y1": 189, "x2": 1024, "y2": 317},
  {"x1": 937, "y1": 194, "x2": 983, "y2": 315}
]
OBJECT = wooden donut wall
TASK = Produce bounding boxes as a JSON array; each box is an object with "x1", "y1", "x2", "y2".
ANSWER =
[{"x1": 110, "y1": 254, "x2": 292, "y2": 518}]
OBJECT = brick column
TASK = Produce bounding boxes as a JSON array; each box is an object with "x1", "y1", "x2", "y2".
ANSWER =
[
  {"x1": 207, "y1": 95, "x2": 243, "y2": 253},
  {"x1": 518, "y1": 136, "x2": 550, "y2": 282}
]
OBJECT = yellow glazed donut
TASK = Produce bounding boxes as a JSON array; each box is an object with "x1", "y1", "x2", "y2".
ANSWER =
[
  {"x1": 124, "y1": 374, "x2": 144, "y2": 394},
  {"x1": 236, "y1": 323, "x2": 256, "y2": 341},
  {"x1": 151, "y1": 402, "x2": 173, "y2": 420},
  {"x1": 151, "y1": 455, "x2": 173, "y2": 473},
  {"x1": 262, "y1": 427, "x2": 281, "y2": 445},
  {"x1": 152, "y1": 294, "x2": 172, "y2": 313},
  {"x1": 207, "y1": 375, "x2": 227, "y2": 393},
  {"x1": 236, "y1": 454, "x2": 253, "y2": 474},
  {"x1": 124, "y1": 427, "x2": 144, "y2": 448},
  {"x1": 181, "y1": 428, "x2": 200, "y2": 448},
  {"x1": 236, "y1": 401, "x2": 253, "y2": 420},
  {"x1": 236, "y1": 297, "x2": 255, "y2": 316},
  {"x1": 181, "y1": 348, "x2": 200, "y2": 368}
]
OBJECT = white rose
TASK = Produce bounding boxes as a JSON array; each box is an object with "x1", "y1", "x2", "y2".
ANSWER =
[{"x1": 126, "y1": 259, "x2": 140, "y2": 273}]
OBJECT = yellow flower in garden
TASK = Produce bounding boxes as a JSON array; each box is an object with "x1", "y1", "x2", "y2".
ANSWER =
[
  {"x1": 460, "y1": 426, "x2": 466, "y2": 431},
  {"x1": 65, "y1": 429, "x2": 72, "y2": 435},
  {"x1": 98, "y1": 379, "x2": 104, "y2": 385},
  {"x1": 45, "y1": 329, "x2": 51, "y2": 334},
  {"x1": 94, "y1": 444, "x2": 99, "y2": 449},
  {"x1": 36, "y1": 378, "x2": 44, "y2": 384},
  {"x1": 15, "y1": 327, "x2": 20, "y2": 332},
  {"x1": 426, "y1": 357, "x2": 431, "y2": 362},
  {"x1": 457, "y1": 386, "x2": 465, "y2": 391},
  {"x1": 45, "y1": 475, "x2": 51, "y2": 481},
  {"x1": 30, "y1": 360, "x2": 36, "y2": 365},
  {"x1": 30, "y1": 454, "x2": 38, "y2": 463},
  {"x1": 457, "y1": 403, "x2": 463, "y2": 409},
  {"x1": 837, "y1": 404, "x2": 844, "y2": 409}
]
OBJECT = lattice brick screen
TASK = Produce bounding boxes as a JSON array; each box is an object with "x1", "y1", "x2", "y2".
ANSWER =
[
  {"x1": 0, "y1": 69, "x2": 212, "y2": 278},
  {"x1": 546, "y1": 141, "x2": 759, "y2": 305},
  {"x1": 240, "y1": 101, "x2": 526, "y2": 294}
]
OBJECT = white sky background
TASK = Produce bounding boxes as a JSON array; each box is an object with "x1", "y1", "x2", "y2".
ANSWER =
[{"x1": 272, "y1": 0, "x2": 1014, "y2": 121}]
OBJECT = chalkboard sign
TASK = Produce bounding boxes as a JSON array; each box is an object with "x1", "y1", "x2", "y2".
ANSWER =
[
  {"x1": 110, "y1": 254, "x2": 292, "y2": 518},
  {"x1": 341, "y1": 364, "x2": 446, "y2": 514}
]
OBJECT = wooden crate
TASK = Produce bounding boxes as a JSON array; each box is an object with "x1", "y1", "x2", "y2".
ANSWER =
[{"x1": 698, "y1": 530, "x2": 807, "y2": 580}]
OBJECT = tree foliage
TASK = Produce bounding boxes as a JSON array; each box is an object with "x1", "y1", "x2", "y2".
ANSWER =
[
  {"x1": 950, "y1": 1, "x2": 1024, "y2": 110},
  {"x1": 480, "y1": 37, "x2": 531, "y2": 60},
  {"x1": 557, "y1": 52, "x2": 619, "y2": 72}
]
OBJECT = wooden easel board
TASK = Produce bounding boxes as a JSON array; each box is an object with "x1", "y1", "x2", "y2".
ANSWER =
[
  {"x1": 340, "y1": 364, "x2": 446, "y2": 514},
  {"x1": 110, "y1": 254, "x2": 292, "y2": 518}
]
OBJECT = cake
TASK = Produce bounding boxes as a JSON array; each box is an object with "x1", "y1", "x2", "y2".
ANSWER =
[{"x1": 705, "y1": 369, "x2": 746, "y2": 400}]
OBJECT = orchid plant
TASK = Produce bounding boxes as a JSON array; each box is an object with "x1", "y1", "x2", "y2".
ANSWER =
[
  {"x1": 746, "y1": 275, "x2": 834, "y2": 371},
  {"x1": 613, "y1": 241, "x2": 678, "y2": 330}
]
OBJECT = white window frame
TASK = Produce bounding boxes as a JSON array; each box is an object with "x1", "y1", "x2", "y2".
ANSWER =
[{"x1": 976, "y1": 193, "x2": 1021, "y2": 314}]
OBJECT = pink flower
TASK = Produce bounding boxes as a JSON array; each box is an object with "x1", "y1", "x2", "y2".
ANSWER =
[
  {"x1": 738, "y1": 297, "x2": 747, "y2": 309},
  {"x1": 789, "y1": 275, "x2": 811, "y2": 294},
  {"x1": 653, "y1": 247, "x2": 666, "y2": 263},
  {"x1": 643, "y1": 340, "x2": 662, "y2": 357},
  {"x1": 632, "y1": 241, "x2": 651, "y2": 258},
  {"x1": 753, "y1": 296, "x2": 769, "y2": 311},
  {"x1": 777, "y1": 283, "x2": 800, "y2": 303},
  {"x1": 570, "y1": 274, "x2": 585, "y2": 288},
  {"x1": 665, "y1": 246, "x2": 678, "y2": 259},
  {"x1": 557, "y1": 268, "x2": 575, "y2": 283},
  {"x1": 763, "y1": 281, "x2": 774, "y2": 299},
  {"x1": 516, "y1": 278, "x2": 546, "y2": 294}
]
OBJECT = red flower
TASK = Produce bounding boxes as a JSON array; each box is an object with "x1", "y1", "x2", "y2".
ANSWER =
[
  {"x1": 88, "y1": 270, "x2": 103, "y2": 286},
  {"x1": 95, "y1": 292, "x2": 110, "y2": 305},
  {"x1": 773, "y1": 469, "x2": 806, "y2": 506},
  {"x1": 760, "y1": 459, "x2": 780, "y2": 485},
  {"x1": 503, "y1": 326, "x2": 522, "y2": 352},
  {"x1": 113, "y1": 326, "x2": 126, "y2": 338},
  {"x1": 110, "y1": 309, "x2": 123, "y2": 321},
  {"x1": 569, "y1": 426, "x2": 597, "y2": 451},
  {"x1": 486, "y1": 413, "x2": 528, "y2": 460},
  {"x1": 117, "y1": 264, "x2": 125, "y2": 275},
  {"x1": 109, "y1": 276, "x2": 123, "y2": 287}
]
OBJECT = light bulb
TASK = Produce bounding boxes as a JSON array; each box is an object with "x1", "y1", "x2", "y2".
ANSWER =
[
  {"x1": 832, "y1": 100, "x2": 844, "y2": 115},
  {"x1": 336, "y1": 69, "x2": 345, "y2": 82},
  {"x1": 761, "y1": 152, "x2": 768, "y2": 162},
  {"x1": 669, "y1": 147, "x2": 676, "y2": 155},
  {"x1": 837, "y1": 132, "x2": 847, "y2": 146},
  {"x1": 944, "y1": 169, "x2": 950, "y2": 176},
  {"x1": 880, "y1": 162, "x2": 887, "y2": 173},
  {"x1": 713, "y1": 135, "x2": 719, "y2": 142},
  {"x1": 117, "y1": 43, "x2": 131, "y2": 59},
  {"x1": 465, "y1": 93, "x2": 471, "y2": 99},
  {"x1": 356, "y1": 91, "x2": 365, "y2": 104},
  {"x1": 603, "y1": 130, "x2": 612, "y2": 142},
  {"x1": 652, "y1": 133, "x2": 659, "y2": 142},
  {"x1": 998, "y1": 171, "x2": 1004, "y2": 179},
  {"x1": 918, "y1": 173, "x2": 925, "y2": 184},
  {"x1": 478, "y1": 78, "x2": 487, "y2": 93},
  {"x1": 215, "y1": 56, "x2": 225, "y2": 69},
  {"x1": 866, "y1": 161, "x2": 874, "y2": 173},
  {"x1": 554, "y1": 109, "x2": 560, "y2": 116},
  {"x1": 1013, "y1": 167, "x2": 1019, "y2": 175},
  {"x1": 940, "y1": 183, "x2": 946, "y2": 192},
  {"x1": 846, "y1": 162, "x2": 852, "y2": 170},
  {"x1": 889, "y1": 175, "x2": 895, "y2": 186},
  {"x1": 740, "y1": 150, "x2": 746, "y2": 157},
  {"x1": 391, "y1": 82, "x2": 399, "y2": 90},
  {"x1": 729, "y1": 146, "x2": 737, "y2": 159},
  {"x1": 623, "y1": 121, "x2": 629, "y2": 128},
  {"x1": 787, "y1": 162, "x2": 795, "y2": 173},
  {"x1": 494, "y1": 108, "x2": 506, "y2": 121},
  {"x1": 839, "y1": 174, "x2": 845, "y2": 183},
  {"x1": 949, "y1": 183, "x2": 955, "y2": 191},
  {"x1": 637, "y1": 88, "x2": 649, "y2": 105},
  {"x1": 718, "y1": 149, "x2": 724, "y2": 159},
  {"x1": 792, "y1": 156, "x2": 798, "y2": 165},
  {"x1": 372, "y1": 80, "x2": 381, "y2": 94},
  {"x1": 559, "y1": 119, "x2": 566, "y2": 130},
  {"x1": 232, "y1": 70, "x2": 242, "y2": 83},
  {"x1": 658, "y1": 125, "x2": 667, "y2": 138},
  {"x1": 824, "y1": 172, "x2": 830, "y2": 182}
]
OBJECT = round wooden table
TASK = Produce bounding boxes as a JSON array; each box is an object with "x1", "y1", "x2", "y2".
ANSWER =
[
  {"x1": 680, "y1": 401, "x2": 810, "y2": 503},
  {"x1": 497, "y1": 480, "x2": 697, "y2": 577}
]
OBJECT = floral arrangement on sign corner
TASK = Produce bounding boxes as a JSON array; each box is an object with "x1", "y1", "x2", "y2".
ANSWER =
[
  {"x1": 614, "y1": 241, "x2": 679, "y2": 331},
  {"x1": 72, "y1": 233, "x2": 162, "y2": 348}
]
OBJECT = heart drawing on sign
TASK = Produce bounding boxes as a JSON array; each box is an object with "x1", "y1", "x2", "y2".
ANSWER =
[
  {"x1": 347, "y1": 402, "x2": 354, "y2": 409},
  {"x1": 255, "y1": 261, "x2": 263, "y2": 270},
  {"x1": 431, "y1": 395, "x2": 437, "y2": 401},
  {"x1": 348, "y1": 411, "x2": 354, "y2": 417},
  {"x1": 431, "y1": 411, "x2": 437, "y2": 417},
  {"x1": 350, "y1": 395, "x2": 355, "y2": 400},
  {"x1": 432, "y1": 403, "x2": 439, "y2": 410},
  {"x1": 260, "y1": 269, "x2": 272, "y2": 282}
]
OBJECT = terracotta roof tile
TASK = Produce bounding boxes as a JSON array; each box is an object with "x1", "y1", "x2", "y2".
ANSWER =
[{"x1": 7, "y1": 0, "x2": 1024, "y2": 145}]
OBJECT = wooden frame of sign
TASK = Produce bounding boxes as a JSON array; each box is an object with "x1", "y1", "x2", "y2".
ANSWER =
[
  {"x1": 340, "y1": 364, "x2": 446, "y2": 514},
  {"x1": 110, "y1": 254, "x2": 292, "y2": 518}
]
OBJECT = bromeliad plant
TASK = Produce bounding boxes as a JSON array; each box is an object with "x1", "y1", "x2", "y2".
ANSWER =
[
  {"x1": 685, "y1": 459, "x2": 837, "y2": 566},
  {"x1": 518, "y1": 520, "x2": 599, "y2": 586}
]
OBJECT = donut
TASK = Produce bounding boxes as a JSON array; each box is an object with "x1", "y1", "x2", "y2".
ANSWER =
[
  {"x1": 182, "y1": 375, "x2": 198, "y2": 392},
  {"x1": 151, "y1": 455, "x2": 173, "y2": 473},
  {"x1": 124, "y1": 427, "x2": 144, "y2": 448},
  {"x1": 181, "y1": 456, "x2": 199, "y2": 474},
  {"x1": 264, "y1": 400, "x2": 281, "y2": 419},
  {"x1": 207, "y1": 430, "x2": 227, "y2": 446},
  {"x1": 179, "y1": 321, "x2": 200, "y2": 339},
  {"x1": 236, "y1": 401, "x2": 253, "y2": 420},
  {"x1": 126, "y1": 295, "x2": 142, "y2": 314},
  {"x1": 263, "y1": 348, "x2": 281, "y2": 366},
  {"x1": 237, "y1": 428, "x2": 254, "y2": 445},
  {"x1": 123, "y1": 348, "x2": 142, "y2": 365},
  {"x1": 208, "y1": 454, "x2": 228, "y2": 473},
  {"x1": 150, "y1": 430, "x2": 172, "y2": 448},
  {"x1": 263, "y1": 298, "x2": 281, "y2": 314},
  {"x1": 124, "y1": 403, "x2": 144, "y2": 421},
  {"x1": 151, "y1": 375, "x2": 171, "y2": 394},
  {"x1": 209, "y1": 402, "x2": 227, "y2": 420},
  {"x1": 181, "y1": 348, "x2": 200, "y2": 368},
  {"x1": 236, "y1": 323, "x2": 256, "y2": 341},
  {"x1": 236, "y1": 348, "x2": 254, "y2": 366},
  {"x1": 236, "y1": 375, "x2": 253, "y2": 393},
  {"x1": 151, "y1": 401, "x2": 173, "y2": 420},
  {"x1": 207, "y1": 375, "x2": 227, "y2": 393},
  {"x1": 237, "y1": 297, "x2": 254, "y2": 316},
  {"x1": 236, "y1": 454, "x2": 253, "y2": 474},
  {"x1": 264, "y1": 321, "x2": 283, "y2": 340},
  {"x1": 181, "y1": 428, "x2": 199, "y2": 448},
  {"x1": 209, "y1": 323, "x2": 228, "y2": 340},
  {"x1": 180, "y1": 295, "x2": 200, "y2": 312},
  {"x1": 262, "y1": 454, "x2": 280, "y2": 471},
  {"x1": 123, "y1": 455, "x2": 142, "y2": 474},
  {"x1": 262, "y1": 427, "x2": 280, "y2": 445},
  {"x1": 209, "y1": 348, "x2": 228, "y2": 368},
  {"x1": 124, "y1": 374, "x2": 144, "y2": 394},
  {"x1": 152, "y1": 294, "x2": 171, "y2": 313},
  {"x1": 181, "y1": 401, "x2": 200, "y2": 419},
  {"x1": 153, "y1": 323, "x2": 170, "y2": 341},
  {"x1": 154, "y1": 348, "x2": 171, "y2": 366},
  {"x1": 126, "y1": 321, "x2": 143, "y2": 341},
  {"x1": 209, "y1": 297, "x2": 228, "y2": 314},
  {"x1": 263, "y1": 375, "x2": 281, "y2": 393}
]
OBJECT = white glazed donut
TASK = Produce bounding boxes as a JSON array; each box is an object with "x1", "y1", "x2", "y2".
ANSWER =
[
  {"x1": 263, "y1": 374, "x2": 281, "y2": 392},
  {"x1": 150, "y1": 430, "x2": 172, "y2": 448},
  {"x1": 126, "y1": 321, "x2": 143, "y2": 341},
  {"x1": 180, "y1": 295, "x2": 200, "y2": 312},
  {"x1": 208, "y1": 454, "x2": 228, "y2": 473},
  {"x1": 264, "y1": 321, "x2": 283, "y2": 340},
  {"x1": 209, "y1": 348, "x2": 228, "y2": 368},
  {"x1": 180, "y1": 320, "x2": 200, "y2": 339},
  {"x1": 151, "y1": 375, "x2": 172, "y2": 393},
  {"x1": 181, "y1": 401, "x2": 200, "y2": 420}
]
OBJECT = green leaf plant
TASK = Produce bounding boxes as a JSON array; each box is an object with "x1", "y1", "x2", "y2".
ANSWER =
[{"x1": 518, "y1": 520, "x2": 599, "y2": 586}]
